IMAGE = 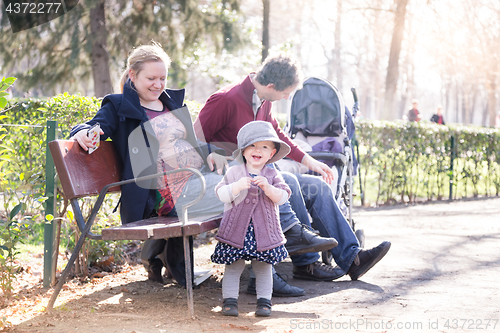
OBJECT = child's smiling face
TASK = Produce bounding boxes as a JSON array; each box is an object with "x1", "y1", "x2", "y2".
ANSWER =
[{"x1": 242, "y1": 140, "x2": 277, "y2": 170}]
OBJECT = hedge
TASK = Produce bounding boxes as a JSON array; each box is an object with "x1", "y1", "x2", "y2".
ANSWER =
[{"x1": 355, "y1": 120, "x2": 500, "y2": 206}]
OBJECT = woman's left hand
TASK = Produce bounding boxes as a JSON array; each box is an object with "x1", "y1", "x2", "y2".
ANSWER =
[{"x1": 207, "y1": 153, "x2": 233, "y2": 175}]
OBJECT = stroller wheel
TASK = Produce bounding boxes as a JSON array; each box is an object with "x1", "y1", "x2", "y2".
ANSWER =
[
  {"x1": 321, "y1": 250, "x2": 333, "y2": 265},
  {"x1": 355, "y1": 229, "x2": 365, "y2": 248}
]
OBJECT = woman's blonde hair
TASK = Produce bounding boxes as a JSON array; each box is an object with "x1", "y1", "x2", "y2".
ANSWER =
[{"x1": 119, "y1": 42, "x2": 171, "y2": 92}]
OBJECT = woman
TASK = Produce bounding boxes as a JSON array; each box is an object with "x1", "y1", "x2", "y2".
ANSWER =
[{"x1": 71, "y1": 43, "x2": 229, "y2": 286}]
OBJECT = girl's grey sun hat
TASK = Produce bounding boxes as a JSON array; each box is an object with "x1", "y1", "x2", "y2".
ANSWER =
[{"x1": 232, "y1": 121, "x2": 291, "y2": 164}]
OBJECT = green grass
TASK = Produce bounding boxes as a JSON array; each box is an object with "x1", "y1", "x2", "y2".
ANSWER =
[{"x1": 16, "y1": 243, "x2": 44, "y2": 261}]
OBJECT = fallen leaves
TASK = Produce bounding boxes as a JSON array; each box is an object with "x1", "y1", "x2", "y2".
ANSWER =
[
  {"x1": 221, "y1": 323, "x2": 252, "y2": 330},
  {"x1": 91, "y1": 272, "x2": 109, "y2": 279},
  {"x1": 93, "y1": 256, "x2": 115, "y2": 272}
]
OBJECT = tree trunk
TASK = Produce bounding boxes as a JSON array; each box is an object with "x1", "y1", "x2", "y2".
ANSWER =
[
  {"x1": 461, "y1": 93, "x2": 468, "y2": 125},
  {"x1": 482, "y1": 100, "x2": 489, "y2": 127},
  {"x1": 371, "y1": 0, "x2": 384, "y2": 119},
  {"x1": 470, "y1": 89, "x2": 477, "y2": 124},
  {"x1": 333, "y1": 0, "x2": 343, "y2": 91},
  {"x1": 400, "y1": 39, "x2": 414, "y2": 120},
  {"x1": 90, "y1": 0, "x2": 112, "y2": 97},
  {"x1": 382, "y1": 0, "x2": 409, "y2": 120},
  {"x1": 262, "y1": 0, "x2": 270, "y2": 63},
  {"x1": 486, "y1": 74, "x2": 497, "y2": 127},
  {"x1": 444, "y1": 79, "x2": 451, "y2": 123}
]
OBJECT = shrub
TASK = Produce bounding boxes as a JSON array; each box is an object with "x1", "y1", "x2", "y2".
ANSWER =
[
  {"x1": 355, "y1": 119, "x2": 500, "y2": 205},
  {"x1": 0, "y1": 94, "x2": 104, "y2": 287}
]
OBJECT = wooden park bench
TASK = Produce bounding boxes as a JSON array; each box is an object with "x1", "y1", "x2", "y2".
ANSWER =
[{"x1": 46, "y1": 140, "x2": 221, "y2": 317}]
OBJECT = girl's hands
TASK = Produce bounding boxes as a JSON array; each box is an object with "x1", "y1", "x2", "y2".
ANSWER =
[
  {"x1": 71, "y1": 128, "x2": 104, "y2": 151},
  {"x1": 253, "y1": 176, "x2": 283, "y2": 203},
  {"x1": 252, "y1": 175, "x2": 270, "y2": 192},
  {"x1": 233, "y1": 176, "x2": 252, "y2": 195}
]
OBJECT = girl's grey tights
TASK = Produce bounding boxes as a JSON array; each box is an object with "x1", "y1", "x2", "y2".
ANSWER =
[{"x1": 222, "y1": 259, "x2": 272, "y2": 300}]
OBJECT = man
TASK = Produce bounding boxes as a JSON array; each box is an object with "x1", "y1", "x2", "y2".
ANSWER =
[
  {"x1": 194, "y1": 53, "x2": 391, "y2": 291},
  {"x1": 408, "y1": 100, "x2": 422, "y2": 122}
]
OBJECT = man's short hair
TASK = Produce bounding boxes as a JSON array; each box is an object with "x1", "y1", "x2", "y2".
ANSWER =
[{"x1": 255, "y1": 53, "x2": 303, "y2": 91}]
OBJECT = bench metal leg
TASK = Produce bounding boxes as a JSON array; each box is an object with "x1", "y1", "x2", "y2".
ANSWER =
[
  {"x1": 183, "y1": 233, "x2": 194, "y2": 318},
  {"x1": 46, "y1": 225, "x2": 89, "y2": 311}
]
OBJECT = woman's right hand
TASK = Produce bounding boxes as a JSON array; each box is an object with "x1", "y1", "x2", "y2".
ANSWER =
[{"x1": 70, "y1": 128, "x2": 104, "y2": 151}]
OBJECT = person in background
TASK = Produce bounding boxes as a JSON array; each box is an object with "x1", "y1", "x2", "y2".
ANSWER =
[
  {"x1": 408, "y1": 99, "x2": 422, "y2": 122},
  {"x1": 430, "y1": 105, "x2": 446, "y2": 125}
]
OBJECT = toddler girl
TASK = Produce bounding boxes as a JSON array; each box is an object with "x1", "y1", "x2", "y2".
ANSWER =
[{"x1": 211, "y1": 121, "x2": 291, "y2": 317}]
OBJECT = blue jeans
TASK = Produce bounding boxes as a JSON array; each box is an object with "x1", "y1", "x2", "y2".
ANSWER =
[{"x1": 281, "y1": 172, "x2": 360, "y2": 273}]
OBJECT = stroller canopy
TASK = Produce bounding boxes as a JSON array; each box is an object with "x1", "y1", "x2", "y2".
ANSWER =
[{"x1": 289, "y1": 77, "x2": 346, "y2": 138}]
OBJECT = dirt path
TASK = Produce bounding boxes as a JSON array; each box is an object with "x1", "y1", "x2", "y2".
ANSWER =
[{"x1": 5, "y1": 197, "x2": 500, "y2": 333}]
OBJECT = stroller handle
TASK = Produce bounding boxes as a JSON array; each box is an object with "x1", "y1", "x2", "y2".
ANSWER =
[
  {"x1": 351, "y1": 87, "x2": 358, "y2": 102},
  {"x1": 351, "y1": 87, "x2": 359, "y2": 118}
]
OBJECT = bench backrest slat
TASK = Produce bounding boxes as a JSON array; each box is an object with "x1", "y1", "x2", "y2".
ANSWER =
[{"x1": 48, "y1": 140, "x2": 123, "y2": 199}]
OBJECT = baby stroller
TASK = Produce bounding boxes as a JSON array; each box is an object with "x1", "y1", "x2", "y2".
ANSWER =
[{"x1": 280, "y1": 77, "x2": 364, "y2": 265}]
